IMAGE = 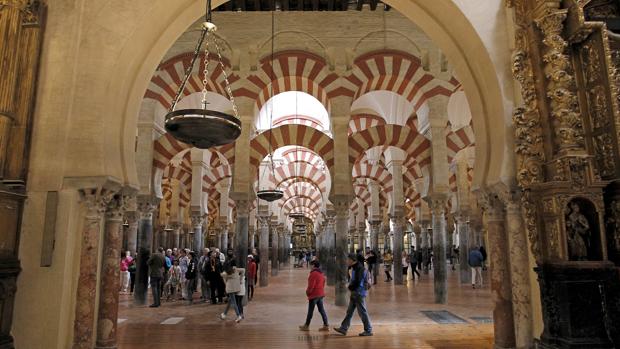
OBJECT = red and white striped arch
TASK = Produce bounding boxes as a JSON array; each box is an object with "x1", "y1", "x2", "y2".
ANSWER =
[
  {"x1": 341, "y1": 50, "x2": 455, "y2": 111},
  {"x1": 446, "y1": 124, "x2": 475, "y2": 163},
  {"x1": 273, "y1": 114, "x2": 327, "y2": 133},
  {"x1": 250, "y1": 124, "x2": 334, "y2": 171},
  {"x1": 348, "y1": 124, "x2": 429, "y2": 179},
  {"x1": 153, "y1": 133, "x2": 235, "y2": 171},
  {"x1": 236, "y1": 50, "x2": 341, "y2": 112},
  {"x1": 348, "y1": 113, "x2": 386, "y2": 135},
  {"x1": 144, "y1": 52, "x2": 240, "y2": 111},
  {"x1": 281, "y1": 147, "x2": 326, "y2": 168},
  {"x1": 351, "y1": 161, "x2": 394, "y2": 194},
  {"x1": 273, "y1": 162, "x2": 329, "y2": 193}
]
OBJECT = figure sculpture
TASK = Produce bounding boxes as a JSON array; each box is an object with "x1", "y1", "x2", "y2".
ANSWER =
[{"x1": 566, "y1": 202, "x2": 590, "y2": 260}]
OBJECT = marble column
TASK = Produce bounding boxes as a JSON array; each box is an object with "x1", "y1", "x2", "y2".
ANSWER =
[
  {"x1": 392, "y1": 214, "x2": 405, "y2": 285},
  {"x1": 278, "y1": 229, "x2": 285, "y2": 270},
  {"x1": 234, "y1": 199, "x2": 249, "y2": 270},
  {"x1": 191, "y1": 214, "x2": 203, "y2": 252},
  {"x1": 73, "y1": 187, "x2": 117, "y2": 349},
  {"x1": 95, "y1": 195, "x2": 127, "y2": 349},
  {"x1": 249, "y1": 227, "x2": 255, "y2": 250},
  {"x1": 221, "y1": 224, "x2": 229, "y2": 251},
  {"x1": 430, "y1": 195, "x2": 448, "y2": 304},
  {"x1": 285, "y1": 233, "x2": 291, "y2": 266},
  {"x1": 125, "y1": 211, "x2": 139, "y2": 254},
  {"x1": 134, "y1": 196, "x2": 157, "y2": 306},
  {"x1": 271, "y1": 224, "x2": 279, "y2": 276},
  {"x1": 325, "y1": 215, "x2": 336, "y2": 286},
  {"x1": 333, "y1": 197, "x2": 350, "y2": 306},
  {"x1": 358, "y1": 223, "x2": 366, "y2": 251},
  {"x1": 258, "y1": 216, "x2": 269, "y2": 287},
  {"x1": 172, "y1": 223, "x2": 181, "y2": 249},
  {"x1": 482, "y1": 194, "x2": 516, "y2": 349},
  {"x1": 369, "y1": 221, "x2": 380, "y2": 251},
  {"x1": 505, "y1": 197, "x2": 533, "y2": 349},
  {"x1": 456, "y1": 213, "x2": 471, "y2": 284}
]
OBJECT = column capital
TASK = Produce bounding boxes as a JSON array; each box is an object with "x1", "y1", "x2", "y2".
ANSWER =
[
  {"x1": 80, "y1": 187, "x2": 119, "y2": 220},
  {"x1": 257, "y1": 215, "x2": 270, "y2": 228},
  {"x1": 105, "y1": 194, "x2": 129, "y2": 222},
  {"x1": 427, "y1": 193, "x2": 449, "y2": 215},
  {"x1": 137, "y1": 195, "x2": 159, "y2": 220},
  {"x1": 476, "y1": 190, "x2": 505, "y2": 222},
  {"x1": 332, "y1": 195, "x2": 350, "y2": 219},
  {"x1": 190, "y1": 213, "x2": 204, "y2": 228}
]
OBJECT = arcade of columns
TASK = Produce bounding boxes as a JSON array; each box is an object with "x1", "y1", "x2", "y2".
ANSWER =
[{"x1": 4, "y1": 0, "x2": 620, "y2": 348}]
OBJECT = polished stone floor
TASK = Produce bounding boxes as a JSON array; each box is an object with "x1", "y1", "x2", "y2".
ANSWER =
[{"x1": 118, "y1": 263, "x2": 493, "y2": 348}]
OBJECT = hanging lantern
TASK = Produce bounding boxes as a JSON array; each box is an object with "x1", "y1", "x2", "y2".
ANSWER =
[
  {"x1": 164, "y1": 0, "x2": 241, "y2": 149},
  {"x1": 257, "y1": 10, "x2": 283, "y2": 202}
]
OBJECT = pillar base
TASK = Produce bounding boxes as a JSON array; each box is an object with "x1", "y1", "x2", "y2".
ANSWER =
[{"x1": 535, "y1": 261, "x2": 620, "y2": 348}]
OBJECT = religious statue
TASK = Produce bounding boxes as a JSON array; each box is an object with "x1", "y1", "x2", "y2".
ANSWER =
[
  {"x1": 566, "y1": 201, "x2": 591, "y2": 261},
  {"x1": 607, "y1": 200, "x2": 620, "y2": 252}
]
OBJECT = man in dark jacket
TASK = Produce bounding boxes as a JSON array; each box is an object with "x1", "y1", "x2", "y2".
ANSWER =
[
  {"x1": 147, "y1": 247, "x2": 166, "y2": 307},
  {"x1": 333, "y1": 254, "x2": 373, "y2": 336},
  {"x1": 468, "y1": 247, "x2": 484, "y2": 289}
]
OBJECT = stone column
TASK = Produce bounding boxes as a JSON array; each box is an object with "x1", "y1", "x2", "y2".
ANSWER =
[
  {"x1": 325, "y1": 213, "x2": 336, "y2": 286},
  {"x1": 369, "y1": 221, "x2": 380, "y2": 251},
  {"x1": 456, "y1": 213, "x2": 471, "y2": 284},
  {"x1": 191, "y1": 214, "x2": 203, "y2": 252},
  {"x1": 95, "y1": 194, "x2": 127, "y2": 349},
  {"x1": 73, "y1": 187, "x2": 117, "y2": 349},
  {"x1": 125, "y1": 211, "x2": 139, "y2": 253},
  {"x1": 234, "y1": 199, "x2": 249, "y2": 270},
  {"x1": 333, "y1": 197, "x2": 350, "y2": 306},
  {"x1": 220, "y1": 223, "x2": 229, "y2": 251},
  {"x1": 271, "y1": 223, "x2": 279, "y2": 276},
  {"x1": 481, "y1": 194, "x2": 516, "y2": 349},
  {"x1": 504, "y1": 196, "x2": 533, "y2": 349},
  {"x1": 249, "y1": 226, "x2": 255, "y2": 250},
  {"x1": 358, "y1": 223, "x2": 366, "y2": 251},
  {"x1": 278, "y1": 228, "x2": 285, "y2": 270},
  {"x1": 258, "y1": 216, "x2": 269, "y2": 287},
  {"x1": 172, "y1": 223, "x2": 181, "y2": 249},
  {"x1": 285, "y1": 233, "x2": 291, "y2": 266},
  {"x1": 430, "y1": 195, "x2": 448, "y2": 304},
  {"x1": 134, "y1": 196, "x2": 157, "y2": 306},
  {"x1": 391, "y1": 214, "x2": 405, "y2": 284}
]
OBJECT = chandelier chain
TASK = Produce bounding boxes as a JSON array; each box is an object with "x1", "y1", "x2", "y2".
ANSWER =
[
  {"x1": 214, "y1": 38, "x2": 239, "y2": 118},
  {"x1": 201, "y1": 37, "x2": 211, "y2": 109}
]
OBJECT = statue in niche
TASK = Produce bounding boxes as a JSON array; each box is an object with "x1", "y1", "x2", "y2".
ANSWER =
[
  {"x1": 607, "y1": 200, "x2": 620, "y2": 252},
  {"x1": 566, "y1": 202, "x2": 591, "y2": 261}
]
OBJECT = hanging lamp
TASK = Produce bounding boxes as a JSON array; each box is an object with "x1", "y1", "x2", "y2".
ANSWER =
[
  {"x1": 164, "y1": 0, "x2": 241, "y2": 149},
  {"x1": 257, "y1": 10, "x2": 283, "y2": 202}
]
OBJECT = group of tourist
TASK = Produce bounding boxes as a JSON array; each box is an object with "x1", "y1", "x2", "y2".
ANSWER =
[{"x1": 121, "y1": 246, "x2": 261, "y2": 323}]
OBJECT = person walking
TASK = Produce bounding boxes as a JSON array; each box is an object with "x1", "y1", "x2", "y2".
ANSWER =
[
  {"x1": 207, "y1": 251, "x2": 225, "y2": 304},
  {"x1": 468, "y1": 246, "x2": 484, "y2": 289},
  {"x1": 185, "y1": 251, "x2": 198, "y2": 304},
  {"x1": 120, "y1": 251, "x2": 133, "y2": 293},
  {"x1": 333, "y1": 254, "x2": 373, "y2": 337},
  {"x1": 178, "y1": 249, "x2": 189, "y2": 300},
  {"x1": 147, "y1": 247, "x2": 166, "y2": 308},
  {"x1": 409, "y1": 247, "x2": 421, "y2": 280},
  {"x1": 251, "y1": 248, "x2": 260, "y2": 285},
  {"x1": 382, "y1": 250, "x2": 393, "y2": 282},
  {"x1": 479, "y1": 245, "x2": 488, "y2": 271},
  {"x1": 247, "y1": 255, "x2": 257, "y2": 300},
  {"x1": 299, "y1": 260, "x2": 329, "y2": 331},
  {"x1": 236, "y1": 265, "x2": 246, "y2": 319},
  {"x1": 401, "y1": 251, "x2": 409, "y2": 281},
  {"x1": 198, "y1": 248, "x2": 210, "y2": 302},
  {"x1": 219, "y1": 263, "x2": 245, "y2": 323},
  {"x1": 128, "y1": 251, "x2": 137, "y2": 294},
  {"x1": 164, "y1": 259, "x2": 181, "y2": 301}
]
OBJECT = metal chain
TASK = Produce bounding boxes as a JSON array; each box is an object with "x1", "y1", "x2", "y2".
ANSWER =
[
  {"x1": 214, "y1": 38, "x2": 239, "y2": 118},
  {"x1": 201, "y1": 31, "x2": 211, "y2": 110}
]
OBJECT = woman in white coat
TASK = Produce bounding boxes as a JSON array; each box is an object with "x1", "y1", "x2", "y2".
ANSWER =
[
  {"x1": 219, "y1": 262, "x2": 245, "y2": 323},
  {"x1": 236, "y1": 269, "x2": 246, "y2": 319}
]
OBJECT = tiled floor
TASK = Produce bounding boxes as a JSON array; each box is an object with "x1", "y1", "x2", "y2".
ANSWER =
[{"x1": 117, "y1": 264, "x2": 493, "y2": 348}]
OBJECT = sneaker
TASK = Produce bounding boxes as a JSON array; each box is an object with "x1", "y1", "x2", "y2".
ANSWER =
[
  {"x1": 333, "y1": 327, "x2": 347, "y2": 335},
  {"x1": 358, "y1": 331, "x2": 373, "y2": 336},
  {"x1": 299, "y1": 325, "x2": 310, "y2": 331},
  {"x1": 148, "y1": 304, "x2": 159, "y2": 308},
  {"x1": 219, "y1": 313, "x2": 226, "y2": 320},
  {"x1": 319, "y1": 326, "x2": 329, "y2": 332},
  {"x1": 472, "y1": 284, "x2": 476, "y2": 289},
  {"x1": 235, "y1": 316, "x2": 243, "y2": 323}
]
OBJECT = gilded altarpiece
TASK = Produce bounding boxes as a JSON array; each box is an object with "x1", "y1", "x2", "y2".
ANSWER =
[{"x1": 510, "y1": 0, "x2": 620, "y2": 347}]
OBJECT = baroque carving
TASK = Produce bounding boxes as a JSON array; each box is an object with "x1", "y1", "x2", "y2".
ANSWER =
[
  {"x1": 606, "y1": 200, "x2": 620, "y2": 252},
  {"x1": 512, "y1": 29, "x2": 545, "y2": 187},
  {"x1": 536, "y1": 10, "x2": 586, "y2": 151},
  {"x1": 565, "y1": 201, "x2": 591, "y2": 260}
]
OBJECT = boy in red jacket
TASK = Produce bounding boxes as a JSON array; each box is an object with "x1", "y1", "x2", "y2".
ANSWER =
[{"x1": 299, "y1": 260, "x2": 329, "y2": 331}]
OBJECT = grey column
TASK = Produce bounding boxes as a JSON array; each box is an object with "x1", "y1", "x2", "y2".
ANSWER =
[
  {"x1": 369, "y1": 221, "x2": 380, "y2": 251},
  {"x1": 235, "y1": 200, "x2": 249, "y2": 270},
  {"x1": 457, "y1": 214, "x2": 471, "y2": 284},
  {"x1": 271, "y1": 224, "x2": 279, "y2": 276},
  {"x1": 191, "y1": 214, "x2": 203, "y2": 252},
  {"x1": 358, "y1": 224, "x2": 366, "y2": 251},
  {"x1": 431, "y1": 196, "x2": 448, "y2": 304},
  {"x1": 134, "y1": 196, "x2": 157, "y2": 305},
  {"x1": 392, "y1": 215, "x2": 404, "y2": 284},
  {"x1": 325, "y1": 216, "x2": 336, "y2": 286},
  {"x1": 249, "y1": 228, "x2": 255, "y2": 250},
  {"x1": 278, "y1": 230, "x2": 285, "y2": 270},
  {"x1": 125, "y1": 211, "x2": 138, "y2": 253},
  {"x1": 258, "y1": 216, "x2": 269, "y2": 287},
  {"x1": 221, "y1": 225, "x2": 229, "y2": 251},
  {"x1": 173, "y1": 224, "x2": 181, "y2": 249},
  {"x1": 334, "y1": 197, "x2": 350, "y2": 306}
]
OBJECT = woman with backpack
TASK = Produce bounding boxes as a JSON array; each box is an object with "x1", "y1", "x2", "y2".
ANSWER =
[
  {"x1": 299, "y1": 260, "x2": 329, "y2": 331},
  {"x1": 219, "y1": 261, "x2": 245, "y2": 323}
]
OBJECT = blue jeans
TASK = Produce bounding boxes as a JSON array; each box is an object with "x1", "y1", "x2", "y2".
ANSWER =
[
  {"x1": 150, "y1": 276, "x2": 162, "y2": 306},
  {"x1": 223, "y1": 292, "x2": 240, "y2": 317},
  {"x1": 340, "y1": 293, "x2": 372, "y2": 333},
  {"x1": 305, "y1": 297, "x2": 329, "y2": 326}
]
